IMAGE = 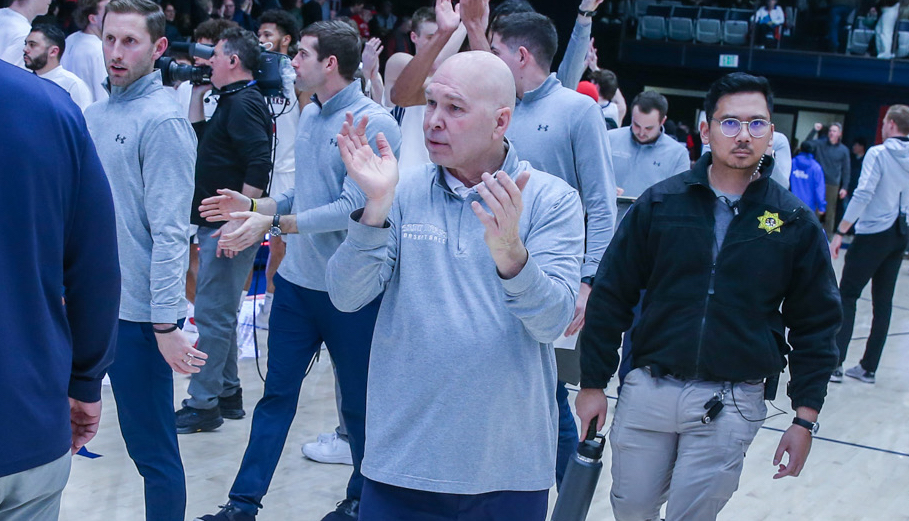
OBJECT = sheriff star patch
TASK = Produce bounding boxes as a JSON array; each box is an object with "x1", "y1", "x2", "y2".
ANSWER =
[{"x1": 757, "y1": 211, "x2": 784, "y2": 233}]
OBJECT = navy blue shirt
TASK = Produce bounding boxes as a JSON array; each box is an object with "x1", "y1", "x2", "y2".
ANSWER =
[{"x1": 0, "y1": 61, "x2": 120, "y2": 477}]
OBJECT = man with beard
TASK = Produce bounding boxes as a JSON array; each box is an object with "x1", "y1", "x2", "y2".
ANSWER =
[
  {"x1": 608, "y1": 90, "x2": 690, "y2": 221},
  {"x1": 0, "y1": 0, "x2": 50, "y2": 68},
  {"x1": 24, "y1": 24, "x2": 93, "y2": 111}
]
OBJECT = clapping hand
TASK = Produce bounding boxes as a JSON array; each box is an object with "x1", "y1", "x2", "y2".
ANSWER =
[
  {"x1": 471, "y1": 170, "x2": 530, "y2": 279},
  {"x1": 362, "y1": 37, "x2": 384, "y2": 79},
  {"x1": 336, "y1": 112, "x2": 399, "y2": 226}
]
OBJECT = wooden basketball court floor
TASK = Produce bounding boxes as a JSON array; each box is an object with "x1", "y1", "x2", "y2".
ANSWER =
[{"x1": 59, "y1": 255, "x2": 909, "y2": 521}]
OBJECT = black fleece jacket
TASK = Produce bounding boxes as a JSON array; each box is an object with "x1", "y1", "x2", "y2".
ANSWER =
[{"x1": 580, "y1": 153, "x2": 842, "y2": 412}]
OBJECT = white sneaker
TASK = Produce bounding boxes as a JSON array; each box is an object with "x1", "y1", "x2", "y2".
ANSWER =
[
  {"x1": 183, "y1": 305, "x2": 198, "y2": 334},
  {"x1": 301, "y1": 432, "x2": 353, "y2": 465},
  {"x1": 254, "y1": 304, "x2": 270, "y2": 330}
]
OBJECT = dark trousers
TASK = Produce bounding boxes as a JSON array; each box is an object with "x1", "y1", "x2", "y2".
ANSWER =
[
  {"x1": 836, "y1": 222, "x2": 909, "y2": 372},
  {"x1": 555, "y1": 381, "x2": 577, "y2": 489},
  {"x1": 229, "y1": 274, "x2": 379, "y2": 514},
  {"x1": 828, "y1": 5, "x2": 853, "y2": 52},
  {"x1": 108, "y1": 320, "x2": 186, "y2": 521},
  {"x1": 359, "y1": 479, "x2": 548, "y2": 521}
]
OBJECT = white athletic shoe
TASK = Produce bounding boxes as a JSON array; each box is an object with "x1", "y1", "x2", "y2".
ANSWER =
[
  {"x1": 254, "y1": 304, "x2": 270, "y2": 330},
  {"x1": 301, "y1": 432, "x2": 353, "y2": 465}
]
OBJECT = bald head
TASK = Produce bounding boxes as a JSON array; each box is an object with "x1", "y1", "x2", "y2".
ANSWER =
[
  {"x1": 431, "y1": 51, "x2": 516, "y2": 113},
  {"x1": 423, "y1": 52, "x2": 516, "y2": 179}
]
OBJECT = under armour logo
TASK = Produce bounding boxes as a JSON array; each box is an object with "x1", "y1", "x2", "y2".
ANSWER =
[
  {"x1": 653, "y1": 161, "x2": 661, "y2": 167},
  {"x1": 329, "y1": 138, "x2": 338, "y2": 147},
  {"x1": 115, "y1": 134, "x2": 126, "y2": 144},
  {"x1": 537, "y1": 125, "x2": 549, "y2": 132}
]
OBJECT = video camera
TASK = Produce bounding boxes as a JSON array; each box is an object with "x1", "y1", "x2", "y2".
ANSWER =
[{"x1": 156, "y1": 42, "x2": 292, "y2": 99}]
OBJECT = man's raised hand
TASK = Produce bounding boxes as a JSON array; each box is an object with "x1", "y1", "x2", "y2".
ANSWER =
[
  {"x1": 336, "y1": 111, "x2": 399, "y2": 226},
  {"x1": 436, "y1": 0, "x2": 462, "y2": 33},
  {"x1": 471, "y1": 170, "x2": 530, "y2": 279}
]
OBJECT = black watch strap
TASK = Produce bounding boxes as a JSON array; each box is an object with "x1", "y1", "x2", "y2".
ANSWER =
[
  {"x1": 273, "y1": 214, "x2": 281, "y2": 228},
  {"x1": 581, "y1": 276, "x2": 595, "y2": 286},
  {"x1": 578, "y1": 8, "x2": 596, "y2": 17},
  {"x1": 792, "y1": 417, "x2": 818, "y2": 435}
]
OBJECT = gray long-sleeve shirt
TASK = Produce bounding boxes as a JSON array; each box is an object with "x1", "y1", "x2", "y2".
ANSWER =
[
  {"x1": 506, "y1": 73, "x2": 617, "y2": 280},
  {"x1": 273, "y1": 80, "x2": 402, "y2": 292},
  {"x1": 556, "y1": 18, "x2": 591, "y2": 90},
  {"x1": 608, "y1": 126, "x2": 690, "y2": 199},
  {"x1": 806, "y1": 131, "x2": 852, "y2": 187},
  {"x1": 843, "y1": 137, "x2": 909, "y2": 234},
  {"x1": 326, "y1": 142, "x2": 584, "y2": 494},
  {"x1": 85, "y1": 71, "x2": 196, "y2": 323}
]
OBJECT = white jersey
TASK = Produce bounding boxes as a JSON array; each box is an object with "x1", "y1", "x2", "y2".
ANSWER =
[
  {"x1": 398, "y1": 104, "x2": 430, "y2": 172},
  {"x1": 39, "y1": 66, "x2": 93, "y2": 111},
  {"x1": 167, "y1": 81, "x2": 193, "y2": 118},
  {"x1": 0, "y1": 8, "x2": 30, "y2": 69},
  {"x1": 61, "y1": 31, "x2": 108, "y2": 102},
  {"x1": 267, "y1": 94, "x2": 301, "y2": 178},
  {"x1": 600, "y1": 100, "x2": 620, "y2": 127}
]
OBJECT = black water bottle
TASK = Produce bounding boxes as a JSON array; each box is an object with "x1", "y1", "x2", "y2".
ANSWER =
[{"x1": 550, "y1": 420, "x2": 606, "y2": 521}]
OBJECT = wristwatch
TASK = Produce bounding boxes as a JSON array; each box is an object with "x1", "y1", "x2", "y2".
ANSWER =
[
  {"x1": 792, "y1": 417, "x2": 819, "y2": 436},
  {"x1": 578, "y1": 7, "x2": 597, "y2": 17},
  {"x1": 269, "y1": 214, "x2": 283, "y2": 237}
]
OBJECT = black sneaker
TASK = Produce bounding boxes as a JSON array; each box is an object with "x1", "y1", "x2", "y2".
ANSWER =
[
  {"x1": 829, "y1": 365, "x2": 844, "y2": 383},
  {"x1": 195, "y1": 504, "x2": 255, "y2": 521},
  {"x1": 176, "y1": 404, "x2": 223, "y2": 434},
  {"x1": 219, "y1": 388, "x2": 246, "y2": 420},
  {"x1": 320, "y1": 499, "x2": 359, "y2": 520}
]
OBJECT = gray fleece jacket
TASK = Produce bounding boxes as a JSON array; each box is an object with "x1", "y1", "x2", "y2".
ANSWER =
[
  {"x1": 843, "y1": 137, "x2": 909, "y2": 234},
  {"x1": 608, "y1": 126, "x2": 690, "y2": 198},
  {"x1": 326, "y1": 141, "x2": 584, "y2": 494},
  {"x1": 84, "y1": 70, "x2": 196, "y2": 323},
  {"x1": 507, "y1": 73, "x2": 617, "y2": 280},
  {"x1": 274, "y1": 80, "x2": 401, "y2": 292}
]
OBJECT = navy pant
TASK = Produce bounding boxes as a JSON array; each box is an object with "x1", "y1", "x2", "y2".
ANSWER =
[
  {"x1": 836, "y1": 222, "x2": 909, "y2": 372},
  {"x1": 229, "y1": 274, "x2": 379, "y2": 514},
  {"x1": 359, "y1": 479, "x2": 548, "y2": 521},
  {"x1": 555, "y1": 381, "x2": 577, "y2": 489},
  {"x1": 107, "y1": 320, "x2": 186, "y2": 521}
]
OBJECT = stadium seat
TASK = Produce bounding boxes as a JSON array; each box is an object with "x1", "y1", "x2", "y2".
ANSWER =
[
  {"x1": 897, "y1": 19, "x2": 909, "y2": 58},
  {"x1": 724, "y1": 9, "x2": 752, "y2": 45},
  {"x1": 696, "y1": 7, "x2": 726, "y2": 44},
  {"x1": 668, "y1": 6, "x2": 699, "y2": 42},
  {"x1": 639, "y1": 4, "x2": 673, "y2": 40},
  {"x1": 846, "y1": 17, "x2": 874, "y2": 55}
]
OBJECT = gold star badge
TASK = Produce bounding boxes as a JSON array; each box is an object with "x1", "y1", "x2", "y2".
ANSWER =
[{"x1": 757, "y1": 211, "x2": 784, "y2": 233}]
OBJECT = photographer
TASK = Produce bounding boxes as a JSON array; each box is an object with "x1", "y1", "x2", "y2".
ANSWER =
[{"x1": 176, "y1": 26, "x2": 273, "y2": 434}]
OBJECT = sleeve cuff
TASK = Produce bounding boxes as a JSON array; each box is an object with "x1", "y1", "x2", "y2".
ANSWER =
[
  {"x1": 499, "y1": 252, "x2": 542, "y2": 296},
  {"x1": 581, "y1": 262, "x2": 599, "y2": 280},
  {"x1": 150, "y1": 306, "x2": 184, "y2": 325},
  {"x1": 346, "y1": 208, "x2": 391, "y2": 249},
  {"x1": 68, "y1": 377, "x2": 103, "y2": 403},
  {"x1": 580, "y1": 376, "x2": 612, "y2": 390},
  {"x1": 274, "y1": 193, "x2": 293, "y2": 215}
]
